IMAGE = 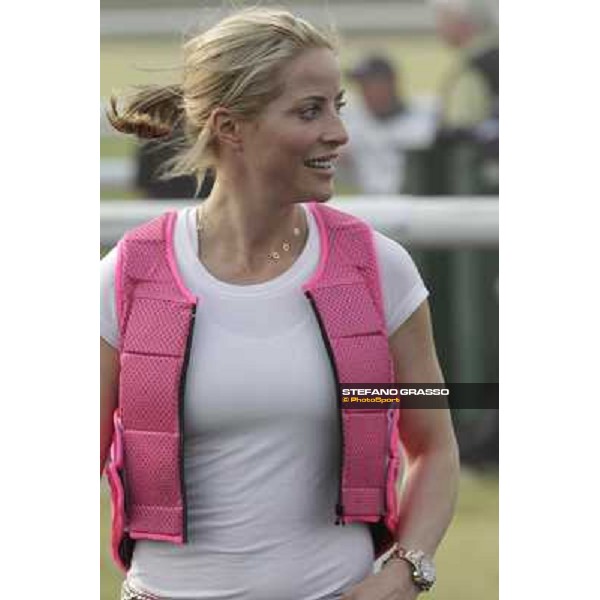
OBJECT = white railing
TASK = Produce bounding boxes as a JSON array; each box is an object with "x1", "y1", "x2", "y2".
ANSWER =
[
  {"x1": 100, "y1": 198, "x2": 498, "y2": 248},
  {"x1": 101, "y1": 158, "x2": 134, "y2": 187}
]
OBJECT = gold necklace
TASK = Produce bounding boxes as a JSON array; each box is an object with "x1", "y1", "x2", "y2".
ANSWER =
[{"x1": 195, "y1": 206, "x2": 303, "y2": 262}]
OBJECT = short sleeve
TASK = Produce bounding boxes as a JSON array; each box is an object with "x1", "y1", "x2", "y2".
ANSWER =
[
  {"x1": 372, "y1": 231, "x2": 429, "y2": 336},
  {"x1": 100, "y1": 244, "x2": 120, "y2": 349}
]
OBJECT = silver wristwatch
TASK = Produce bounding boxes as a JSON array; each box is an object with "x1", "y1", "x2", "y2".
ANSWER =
[{"x1": 382, "y1": 545, "x2": 436, "y2": 592}]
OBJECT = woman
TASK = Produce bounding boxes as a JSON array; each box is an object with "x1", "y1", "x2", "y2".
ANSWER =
[{"x1": 100, "y1": 8, "x2": 460, "y2": 600}]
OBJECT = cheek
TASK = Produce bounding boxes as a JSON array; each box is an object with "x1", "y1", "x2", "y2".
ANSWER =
[
  {"x1": 275, "y1": 120, "x2": 316, "y2": 152},
  {"x1": 264, "y1": 134, "x2": 314, "y2": 170}
]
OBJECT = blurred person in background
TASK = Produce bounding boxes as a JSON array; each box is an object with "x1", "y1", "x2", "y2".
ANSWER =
[
  {"x1": 102, "y1": 7, "x2": 459, "y2": 600},
  {"x1": 135, "y1": 124, "x2": 215, "y2": 199},
  {"x1": 337, "y1": 55, "x2": 436, "y2": 195},
  {"x1": 432, "y1": 0, "x2": 498, "y2": 132},
  {"x1": 425, "y1": 0, "x2": 499, "y2": 464},
  {"x1": 428, "y1": 0, "x2": 499, "y2": 194}
]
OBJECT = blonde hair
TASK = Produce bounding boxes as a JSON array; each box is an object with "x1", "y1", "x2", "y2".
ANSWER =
[{"x1": 106, "y1": 7, "x2": 338, "y2": 187}]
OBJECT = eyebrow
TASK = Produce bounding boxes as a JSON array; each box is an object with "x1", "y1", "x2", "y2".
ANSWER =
[{"x1": 299, "y1": 90, "x2": 346, "y2": 103}]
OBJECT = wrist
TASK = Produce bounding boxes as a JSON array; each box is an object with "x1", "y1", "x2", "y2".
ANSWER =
[
  {"x1": 383, "y1": 556, "x2": 413, "y2": 578},
  {"x1": 382, "y1": 545, "x2": 436, "y2": 593},
  {"x1": 382, "y1": 559, "x2": 422, "y2": 596}
]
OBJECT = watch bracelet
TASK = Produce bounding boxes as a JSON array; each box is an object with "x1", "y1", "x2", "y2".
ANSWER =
[{"x1": 381, "y1": 546, "x2": 433, "y2": 592}]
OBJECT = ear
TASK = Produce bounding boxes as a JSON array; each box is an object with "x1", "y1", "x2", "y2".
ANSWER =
[{"x1": 210, "y1": 107, "x2": 243, "y2": 151}]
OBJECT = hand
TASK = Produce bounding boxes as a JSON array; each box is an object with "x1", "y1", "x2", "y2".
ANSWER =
[{"x1": 340, "y1": 559, "x2": 420, "y2": 600}]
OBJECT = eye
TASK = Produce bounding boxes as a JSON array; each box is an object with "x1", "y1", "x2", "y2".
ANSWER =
[
  {"x1": 300, "y1": 105, "x2": 320, "y2": 121},
  {"x1": 300, "y1": 101, "x2": 346, "y2": 121},
  {"x1": 336, "y1": 100, "x2": 347, "y2": 114}
]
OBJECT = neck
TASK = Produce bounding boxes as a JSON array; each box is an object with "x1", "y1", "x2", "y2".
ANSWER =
[{"x1": 196, "y1": 175, "x2": 307, "y2": 272}]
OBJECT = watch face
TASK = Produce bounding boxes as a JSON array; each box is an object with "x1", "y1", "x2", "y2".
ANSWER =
[{"x1": 418, "y1": 556, "x2": 436, "y2": 585}]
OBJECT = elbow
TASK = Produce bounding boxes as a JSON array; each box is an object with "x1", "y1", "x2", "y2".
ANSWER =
[
  {"x1": 439, "y1": 431, "x2": 461, "y2": 478},
  {"x1": 447, "y1": 437, "x2": 461, "y2": 481},
  {"x1": 405, "y1": 432, "x2": 461, "y2": 477}
]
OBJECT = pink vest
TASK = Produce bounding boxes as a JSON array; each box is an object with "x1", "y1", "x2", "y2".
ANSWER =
[{"x1": 105, "y1": 202, "x2": 402, "y2": 572}]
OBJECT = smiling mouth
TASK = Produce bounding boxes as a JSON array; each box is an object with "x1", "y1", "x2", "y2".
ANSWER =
[{"x1": 303, "y1": 155, "x2": 338, "y2": 170}]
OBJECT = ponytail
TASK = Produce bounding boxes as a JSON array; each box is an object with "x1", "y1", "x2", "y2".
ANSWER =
[
  {"x1": 106, "y1": 84, "x2": 184, "y2": 139},
  {"x1": 106, "y1": 82, "x2": 214, "y2": 187}
]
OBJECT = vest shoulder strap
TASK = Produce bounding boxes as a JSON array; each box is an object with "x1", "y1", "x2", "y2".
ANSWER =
[
  {"x1": 116, "y1": 210, "x2": 194, "y2": 340},
  {"x1": 306, "y1": 203, "x2": 392, "y2": 383}
]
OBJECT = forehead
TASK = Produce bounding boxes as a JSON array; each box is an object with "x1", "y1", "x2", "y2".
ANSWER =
[{"x1": 276, "y1": 48, "x2": 342, "y2": 100}]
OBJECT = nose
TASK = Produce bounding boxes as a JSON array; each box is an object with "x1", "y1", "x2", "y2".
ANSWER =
[{"x1": 321, "y1": 113, "x2": 349, "y2": 148}]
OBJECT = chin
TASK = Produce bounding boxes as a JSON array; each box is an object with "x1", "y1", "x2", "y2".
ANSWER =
[
  {"x1": 294, "y1": 190, "x2": 332, "y2": 204},
  {"x1": 292, "y1": 178, "x2": 336, "y2": 203},
  {"x1": 309, "y1": 186, "x2": 335, "y2": 203}
]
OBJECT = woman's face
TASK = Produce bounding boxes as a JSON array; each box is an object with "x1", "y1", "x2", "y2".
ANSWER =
[{"x1": 239, "y1": 47, "x2": 348, "y2": 204}]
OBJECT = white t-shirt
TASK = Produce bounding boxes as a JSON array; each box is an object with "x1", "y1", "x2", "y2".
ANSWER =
[{"x1": 100, "y1": 204, "x2": 428, "y2": 600}]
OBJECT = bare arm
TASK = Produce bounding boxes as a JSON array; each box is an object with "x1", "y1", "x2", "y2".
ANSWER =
[
  {"x1": 390, "y1": 299, "x2": 460, "y2": 555},
  {"x1": 340, "y1": 300, "x2": 460, "y2": 599},
  {"x1": 100, "y1": 337, "x2": 120, "y2": 476}
]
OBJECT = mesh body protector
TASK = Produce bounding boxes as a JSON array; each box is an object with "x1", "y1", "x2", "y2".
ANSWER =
[{"x1": 104, "y1": 202, "x2": 402, "y2": 572}]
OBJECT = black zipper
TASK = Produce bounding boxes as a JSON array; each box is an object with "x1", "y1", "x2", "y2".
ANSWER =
[
  {"x1": 383, "y1": 412, "x2": 392, "y2": 518},
  {"x1": 305, "y1": 291, "x2": 346, "y2": 526},
  {"x1": 178, "y1": 302, "x2": 197, "y2": 542},
  {"x1": 114, "y1": 414, "x2": 135, "y2": 567}
]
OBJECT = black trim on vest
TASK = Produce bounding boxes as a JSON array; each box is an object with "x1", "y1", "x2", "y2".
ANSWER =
[
  {"x1": 116, "y1": 456, "x2": 134, "y2": 568},
  {"x1": 118, "y1": 534, "x2": 135, "y2": 570},
  {"x1": 178, "y1": 303, "x2": 197, "y2": 543},
  {"x1": 304, "y1": 290, "x2": 346, "y2": 525}
]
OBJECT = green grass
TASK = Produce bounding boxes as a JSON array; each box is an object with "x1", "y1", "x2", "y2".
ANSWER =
[
  {"x1": 101, "y1": 136, "x2": 136, "y2": 159},
  {"x1": 101, "y1": 481, "x2": 123, "y2": 600},
  {"x1": 101, "y1": 34, "x2": 454, "y2": 100},
  {"x1": 100, "y1": 469, "x2": 498, "y2": 600},
  {"x1": 101, "y1": 188, "x2": 141, "y2": 201},
  {"x1": 430, "y1": 469, "x2": 499, "y2": 600},
  {"x1": 101, "y1": 38, "x2": 184, "y2": 99}
]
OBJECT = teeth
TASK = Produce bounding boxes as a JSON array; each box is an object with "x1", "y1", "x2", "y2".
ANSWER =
[{"x1": 305, "y1": 158, "x2": 333, "y2": 169}]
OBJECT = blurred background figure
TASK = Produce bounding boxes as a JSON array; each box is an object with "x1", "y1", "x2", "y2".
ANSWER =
[
  {"x1": 423, "y1": 0, "x2": 499, "y2": 467},
  {"x1": 135, "y1": 124, "x2": 214, "y2": 199},
  {"x1": 433, "y1": 0, "x2": 498, "y2": 129},
  {"x1": 339, "y1": 55, "x2": 436, "y2": 195},
  {"x1": 428, "y1": 0, "x2": 499, "y2": 195}
]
